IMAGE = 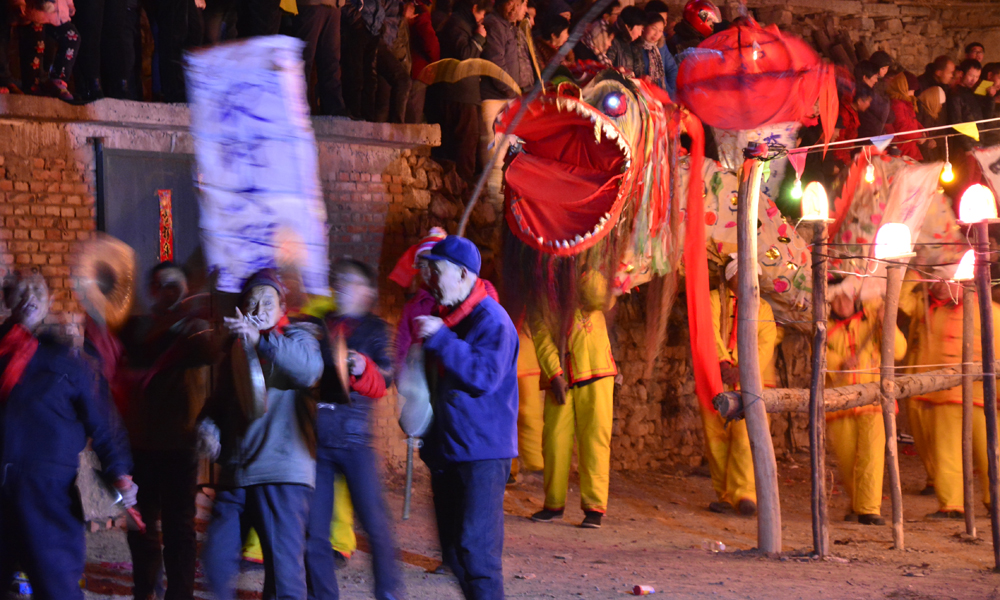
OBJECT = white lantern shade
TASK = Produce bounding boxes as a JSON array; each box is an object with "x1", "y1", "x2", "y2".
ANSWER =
[
  {"x1": 959, "y1": 184, "x2": 998, "y2": 224},
  {"x1": 873, "y1": 223, "x2": 912, "y2": 260},
  {"x1": 953, "y1": 249, "x2": 975, "y2": 282},
  {"x1": 800, "y1": 181, "x2": 829, "y2": 221}
]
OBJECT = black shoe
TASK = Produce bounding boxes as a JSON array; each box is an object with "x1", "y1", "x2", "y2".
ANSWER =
[
  {"x1": 76, "y1": 78, "x2": 104, "y2": 103},
  {"x1": 506, "y1": 473, "x2": 516, "y2": 485},
  {"x1": 920, "y1": 485, "x2": 936, "y2": 496},
  {"x1": 531, "y1": 508, "x2": 564, "y2": 523},
  {"x1": 737, "y1": 499, "x2": 757, "y2": 517},
  {"x1": 858, "y1": 513, "x2": 886, "y2": 526},
  {"x1": 708, "y1": 501, "x2": 735, "y2": 514},
  {"x1": 580, "y1": 511, "x2": 602, "y2": 529},
  {"x1": 844, "y1": 512, "x2": 859, "y2": 522},
  {"x1": 333, "y1": 551, "x2": 348, "y2": 569},
  {"x1": 926, "y1": 510, "x2": 963, "y2": 520}
]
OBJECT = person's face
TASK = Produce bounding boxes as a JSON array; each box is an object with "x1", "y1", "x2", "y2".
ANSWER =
[
  {"x1": 878, "y1": 65, "x2": 889, "y2": 78},
  {"x1": 831, "y1": 293, "x2": 855, "y2": 320},
  {"x1": 472, "y1": 6, "x2": 486, "y2": 23},
  {"x1": 428, "y1": 260, "x2": 468, "y2": 307},
  {"x1": 936, "y1": 61, "x2": 955, "y2": 85},
  {"x1": 968, "y1": 46, "x2": 985, "y2": 63},
  {"x1": 642, "y1": 21, "x2": 664, "y2": 44},
  {"x1": 417, "y1": 257, "x2": 432, "y2": 286},
  {"x1": 550, "y1": 28, "x2": 569, "y2": 48},
  {"x1": 962, "y1": 67, "x2": 981, "y2": 88},
  {"x1": 930, "y1": 281, "x2": 960, "y2": 302},
  {"x1": 526, "y1": 6, "x2": 536, "y2": 26},
  {"x1": 605, "y1": 5, "x2": 621, "y2": 24},
  {"x1": 150, "y1": 267, "x2": 187, "y2": 313},
  {"x1": 627, "y1": 24, "x2": 643, "y2": 41},
  {"x1": 333, "y1": 270, "x2": 375, "y2": 317},
  {"x1": 863, "y1": 74, "x2": 879, "y2": 88},
  {"x1": 242, "y1": 285, "x2": 284, "y2": 330},
  {"x1": 8, "y1": 274, "x2": 50, "y2": 330}
]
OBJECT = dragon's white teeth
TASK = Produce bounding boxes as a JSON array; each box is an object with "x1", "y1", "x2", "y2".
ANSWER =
[
  {"x1": 584, "y1": 231, "x2": 593, "y2": 240},
  {"x1": 574, "y1": 235, "x2": 583, "y2": 245}
]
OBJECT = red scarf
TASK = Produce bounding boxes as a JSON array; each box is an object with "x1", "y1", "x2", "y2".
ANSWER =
[
  {"x1": 263, "y1": 315, "x2": 290, "y2": 336},
  {"x1": 437, "y1": 279, "x2": 489, "y2": 328},
  {"x1": 0, "y1": 324, "x2": 38, "y2": 402}
]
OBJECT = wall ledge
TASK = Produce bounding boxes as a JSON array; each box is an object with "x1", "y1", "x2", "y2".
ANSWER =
[{"x1": 0, "y1": 96, "x2": 441, "y2": 148}]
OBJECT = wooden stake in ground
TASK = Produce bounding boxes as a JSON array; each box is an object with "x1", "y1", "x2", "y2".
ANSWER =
[
  {"x1": 736, "y1": 155, "x2": 781, "y2": 554},
  {"x1": 880, "y1": 263, "x2": 905, "y2": 550},
  {"x1": 973, "y1": 220, "x2": 1000, "y2": 571},
  {"x1": 962, "y1": 282, "x2": 977, "y2": 537},
  {"x1": 809, "y1": 220, "x2": 829, "y2": 558}
]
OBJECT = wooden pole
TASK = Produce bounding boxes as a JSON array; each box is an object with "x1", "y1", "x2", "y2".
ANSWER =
[
  {"x1": 713, "y1": 359, "x2": 1000, "y2": 417},
  {"x1": 973, "y1": 220, "x2": 1000, "y2": 571},
  {"x1": 736, "y1": 156, "x2": 781, "y2": 554},
  {"x1": 809, "y1": 220, "x2": 829, "y2": 558},
  {"x1": 881, "y1": 263, "x2": 905, "y2": 550},
  {"x1": 962, "y1": 282, "x2": 977, "y2": 537}
]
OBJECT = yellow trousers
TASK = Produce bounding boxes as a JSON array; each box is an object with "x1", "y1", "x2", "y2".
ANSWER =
[
  {"x1": 542, "y1": 377, "x2": 613, "y2": 513},
  {"x1": 517, "y1": 376, "x2": 545, "y2": 473},
  {"x1": 242, "y1": 474, "x2": 356, "y2": 561},
  {"x1": 909, "y1": 399, "x2": 937, "y2": 487},
  {"x1": 932, "y1": 403, "x2": 994, "y2": 511},
  {"x1": 700, "y1": 406, "x2": 756, "y2": 507},
  {"x1": 828, "y1": 411, "x2": 885, "y2": 515}
]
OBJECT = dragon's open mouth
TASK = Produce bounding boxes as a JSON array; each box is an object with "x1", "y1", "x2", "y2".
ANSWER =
[{"x1": 504, "y1": 95, "x2": 632, "y2": 255}]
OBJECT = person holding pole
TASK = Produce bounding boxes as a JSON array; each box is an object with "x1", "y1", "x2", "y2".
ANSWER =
[
  {"x1": 705, "y1": 257, "x2": 776, "y2": 516},
  {"x1": 825, "y1": 278, "x2": 906, "y2": 525},
  {"x1": 914, "y1": 276, "x2": 1000, "y2": 519}
]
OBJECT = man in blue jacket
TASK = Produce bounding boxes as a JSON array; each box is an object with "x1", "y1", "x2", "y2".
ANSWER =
[
  {"x1": 0, "y1": 268, "x2": 135, "y2": 600},
  {"x1": 415, "y1": 236, "x2": 518, "y2": 600}
]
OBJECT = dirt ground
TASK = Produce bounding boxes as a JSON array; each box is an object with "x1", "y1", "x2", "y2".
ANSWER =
[{"x1": 68, "y1": 449, "x2": 1000, "y2": 600}]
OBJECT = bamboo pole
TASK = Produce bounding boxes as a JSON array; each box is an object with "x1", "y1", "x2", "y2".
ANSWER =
[
  {"x1": 713, "y1": 359, "x2": 1000, "y2": 418},
  {"x1": 881, "y1": 264, "x2": 905, "y2": 550},
  {"x1": 962, "y1": 282, "x2": 977, "y2": 537},
  {"x1": 736, "y1": 156, "x2": 781, "y2": 554},
  {"x1": 809, "y1": 220, "x2": 829, "y2": 558},
  {"x1": 973, "y1": 221, "x2": 1000, "y2": 571}
]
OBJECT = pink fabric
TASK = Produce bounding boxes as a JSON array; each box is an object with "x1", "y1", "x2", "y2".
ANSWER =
[{"x1": 12, "y1": 0, "x2": 75, "y2": 26}]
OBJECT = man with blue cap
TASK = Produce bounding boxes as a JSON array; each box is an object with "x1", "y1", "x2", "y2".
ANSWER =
[{"x1": 415, "y1": 236, "x2": 518, "y2": 600}]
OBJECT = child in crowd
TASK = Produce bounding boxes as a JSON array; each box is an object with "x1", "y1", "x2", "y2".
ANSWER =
[{"x1": 13, "y1": 0, "x2": 80, "y2": 101}]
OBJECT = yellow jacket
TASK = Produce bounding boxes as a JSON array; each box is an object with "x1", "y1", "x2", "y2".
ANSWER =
[
  {"x1": 826, "y1": 303, "x2": 906, "y2": 418},
  {"x1": 761, "y1": 326, "x2": 785, "y2": 389},
  {"x1": 911, "y1": 295, "x2": 1000, "y2": 406},
  {"x1": 533, "y1": 271, "x2": 617, "y2": 386},
  {"x1": 709, "y1": 288, "x2": 777, "y2": 384},
  {"x1": 518, "y1": 325, "x2": 541, "y2": 378}
]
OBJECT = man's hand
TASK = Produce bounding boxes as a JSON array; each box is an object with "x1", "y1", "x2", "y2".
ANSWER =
[
  {"x1": 843, "y1": 356, "x2": 859, "y2": 372},
  {"x1": 719, "y1": 361, "x2": 740, "y2": 386},
  {"x1": 196, "y1": 419, "x2": 221, "y2": 461},
  {"x1": 347, "y1": 350, "x2": 366, "y2": 376},
  {"x1": 223, "y1": 308, "x2": 261, "y2": 346},
  {"x1": 415, "y1": 315, "x2": 444, "y2": 339},
  {"x1": 550, "y1": 375, "x2": 568, "y2": 405},
  {"x1": 114, "y1": 476, "x2": 139, "y2": 508},
  {"x1": 477, "y1": 23, "x2": 487, "y2": 37}
]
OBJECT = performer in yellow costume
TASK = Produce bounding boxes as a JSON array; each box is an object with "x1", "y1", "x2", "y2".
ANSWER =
[
  {"x1": 907, "y1": 278, "x2": 1000, "y2": 518},
  {"x1": 826, "y1": 281, "x2": 905, "y2": 525},
  {"x1": 705, "y1": 262, "x2": 776, "y2": 517},
  {"x1": 899, "y1": 273, "x2": 937, "y2": 496},
  {"x1": 511, "y1": 324, "x2": 544, "y2": 480},
  {"x1": 530, "y1": 271, "x2": 617, "y2": 529}
]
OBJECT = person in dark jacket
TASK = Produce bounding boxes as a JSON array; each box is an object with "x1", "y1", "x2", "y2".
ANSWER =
[
  {"x1": 433, "y1": 0, "x2": 493, "y2": 182},
  {"x1": 119, "y1": 262, "x2": 217, "y2": 600},
  {"x1": 0, "y1": 268, "x2": 136, "y2": 600},
  {"x1": 480, "y1": 0, "x2": 533, "y2": 165},
  {"x1": 305, "y1": 259, "x2": 404, "y2": 600},
  {"x1": 405, "y1": 0, "x2": 440, "y2": 122},
  {"x1": 289, "y1": 0, "x2": 348, "y2": 115},
  {"x1": 201, "y1": 269, "x2": 323, "y2": 600},
  {"x1": 606, "y1": 5, "x2": 645, "y2": 76},
  {"x1": 856, "y1": 59, "x2": 893, "y2": 138},
  {"x1": 416, "y1": 236, "x2": 518, "y2": 600},
  {"x1": 948, "y1": 59, "x2": 990, "y2": 153}
]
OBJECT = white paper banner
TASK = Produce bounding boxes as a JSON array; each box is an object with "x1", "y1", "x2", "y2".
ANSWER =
[{"x1": 185, "y1": 35, "x2": 330, "y2": 295}]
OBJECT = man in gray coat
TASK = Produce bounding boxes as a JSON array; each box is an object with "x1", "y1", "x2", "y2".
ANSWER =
[{"x1": 201, "y1": 269, "x2": 324, "y2": 600}]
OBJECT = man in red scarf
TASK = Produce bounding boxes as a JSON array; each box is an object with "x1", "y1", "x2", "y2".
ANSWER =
[
  {"x1": 416, "y1": 236, "x2": 518, "y2": 600},
  {"x1": 0, "y1": 269, "x2": 135, "y2": 600}
]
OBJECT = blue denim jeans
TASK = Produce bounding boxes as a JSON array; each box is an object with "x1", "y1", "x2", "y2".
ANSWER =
[
  {"x1": 306, "y1": 444, "x2": 403, "y2": 600},
  {"x1": 203, "y1": 484, "x2": 313, "y2": 600},
  {"x1": 430, "y1": 459, "x2": 510, "y2": 600}
]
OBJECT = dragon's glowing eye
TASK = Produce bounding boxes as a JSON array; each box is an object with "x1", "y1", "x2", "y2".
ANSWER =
[{"x1": 602, "y1": 92, "x2": 627, "y2": 117}]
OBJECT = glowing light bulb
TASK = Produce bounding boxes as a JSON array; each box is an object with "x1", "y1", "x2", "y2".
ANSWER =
[
  {"x1": 864, "y1": 163, "x2": 875, "y2": 183},
  {"x1": 941, "y1": 161, "x2": 954, "y2": 183},
  {"x1": 800, "y1": 181, "x2": 829, "y2": 222},
  {"x1": 751, "y1": 41, "x2": 761, "y2": 61},
  {"x1": 873, "y1": 222, "x2": 912, "y2": 260},
  {"x1": 959, "y1": 183, "x2": 998, "y2": 224},
  {"x1": 953, "y1": 249, "x2": 975, "y2": 282},
  {"x1": 790, "y1": 178, "x2": 803, "y2": 199}
]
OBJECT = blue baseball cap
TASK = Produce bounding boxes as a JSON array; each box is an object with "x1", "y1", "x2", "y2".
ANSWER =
[{"x1": 426, "y1": 236, "x2": 481, "y2": 275}]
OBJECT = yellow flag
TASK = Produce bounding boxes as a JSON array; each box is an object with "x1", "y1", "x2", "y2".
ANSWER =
[{"x1": 953, "y1": 122, "x2": 980, "y2": 142}]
